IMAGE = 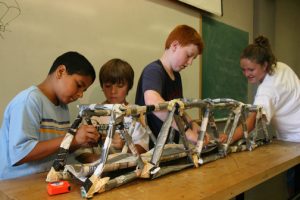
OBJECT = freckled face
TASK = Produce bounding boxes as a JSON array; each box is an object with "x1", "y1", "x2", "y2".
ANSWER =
[
  {"x1": 171, "y1": 43, "x2": 199, "y2": 72},
  {"x1": 102, "y1": 82, "x2": 128, "y2": 104},
  {"x1": 240, "y1": 58, "x2": 267, "y2": 84}
]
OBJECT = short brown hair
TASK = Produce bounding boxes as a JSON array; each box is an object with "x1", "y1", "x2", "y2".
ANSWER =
[
  {"x1": 165, "y1": 24, "x2": 204, "y2": 54},
  {"x1": 99, "y1": 58, "x2": 134, "y2": 91}
]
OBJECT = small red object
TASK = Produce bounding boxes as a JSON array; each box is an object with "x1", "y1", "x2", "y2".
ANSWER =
[{"x1": 47, "y1": 181, "x2": 71, "y2": 195}]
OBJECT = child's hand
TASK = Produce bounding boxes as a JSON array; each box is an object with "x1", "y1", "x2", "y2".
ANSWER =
[
  {"x1": 218, "y1": 133, "x2": 228, "y2": 143},
  {"x1": 97, "y1": 132, "x2": 125, "y2": 150},
  {"x1": 111, "y1": 133, "x2": 125, "y2": 150},
  {"x1": 73, "y1": 125, "x2": 100, "y2": 148},
  {"x1": 203, "y1": 132, "x2": 210, "y2": 145},
  {"x1": 186, "y1": 130, "x2": 210, "y2": 146}
]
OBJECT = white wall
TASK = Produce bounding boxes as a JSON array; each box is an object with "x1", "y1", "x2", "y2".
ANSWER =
[
  {"x1": 0, "y1": 0, "x2": 258, "y2": 122},
  {"x1": 0, "y1": 0, "x2": 202, "y2": 122}
]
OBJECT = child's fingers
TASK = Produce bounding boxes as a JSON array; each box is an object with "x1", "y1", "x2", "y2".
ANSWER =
[{"x1": 219, "y1": 133, "x2": 228, "y2": 143}]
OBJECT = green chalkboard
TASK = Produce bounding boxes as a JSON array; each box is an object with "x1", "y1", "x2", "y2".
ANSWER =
[{"x1": 202, "y1": 16, "x2": 248, "y2": 105}]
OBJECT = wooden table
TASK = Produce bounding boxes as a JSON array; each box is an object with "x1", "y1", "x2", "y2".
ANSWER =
[{"x1": 1, "y1": 140, "x2": 300, "y2": 200}]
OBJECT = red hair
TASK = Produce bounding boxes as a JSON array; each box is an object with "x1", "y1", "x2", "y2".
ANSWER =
[{"x1": 165, "y1": 25, "x2": 204, "y2": 54}]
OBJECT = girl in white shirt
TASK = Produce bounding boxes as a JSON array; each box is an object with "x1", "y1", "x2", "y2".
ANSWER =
[
  {"x1": 231, "y1": 35, "x2": 300, "y2": 143},
  {"x1": 229, "y1": 35, "x2": 300, "y2": 198}
]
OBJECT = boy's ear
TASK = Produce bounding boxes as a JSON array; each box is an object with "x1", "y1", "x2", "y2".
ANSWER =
[
  {"x1": 56, "y1": 65, "x2": 67, "y2": 79},
  {"x1": 170, "y1": 40, "x2": 180, "y2": 51}
]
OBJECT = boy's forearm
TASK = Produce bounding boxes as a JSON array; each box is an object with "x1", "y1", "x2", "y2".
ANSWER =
[{"x1": 15, "y1": 136, "x2": 64, "y2": 165}]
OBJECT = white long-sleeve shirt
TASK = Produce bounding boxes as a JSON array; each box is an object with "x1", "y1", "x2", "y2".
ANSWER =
[{"x1": 254, "y1": 62, "x2": 300, "y2": 142}]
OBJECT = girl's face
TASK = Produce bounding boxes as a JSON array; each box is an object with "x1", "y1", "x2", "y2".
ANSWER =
[
  {"x1": 102, "y1": 82, "x2": 129, "y2": 104},
  {"x1": 170, "y1": 42, "x2": 199, "y2": 72},
  {"x1": 240, "y1": 58, "x2": 267, "y2": 84}
]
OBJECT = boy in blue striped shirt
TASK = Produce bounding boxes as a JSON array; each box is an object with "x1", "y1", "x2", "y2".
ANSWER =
[{"x1": 0, "y1": 51, "x2": 100, "y2": 180}]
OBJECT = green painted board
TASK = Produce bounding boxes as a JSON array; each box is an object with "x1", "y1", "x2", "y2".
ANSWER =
[{"x1": 202, "y1": 16, "x2": 249, "y2": 118}]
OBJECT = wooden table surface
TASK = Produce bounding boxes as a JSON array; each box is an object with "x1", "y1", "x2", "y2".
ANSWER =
[{"x1": 1, "y1": 140, "x2": 300, "y2": 200}]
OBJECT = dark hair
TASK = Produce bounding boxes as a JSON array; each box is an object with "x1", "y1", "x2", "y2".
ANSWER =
[
  {"x1": 49, "y1": 51, "x2": 96, "y2": 82},
  {"x1": 240, "y1": 35, "x2": 277, "y2": 75},
  {"x1": 165, "y1": 24, "x2": 204, "y2": 55},
  {"x1": 99, "y1": 58, "x2": 134, "y2": 91}
]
